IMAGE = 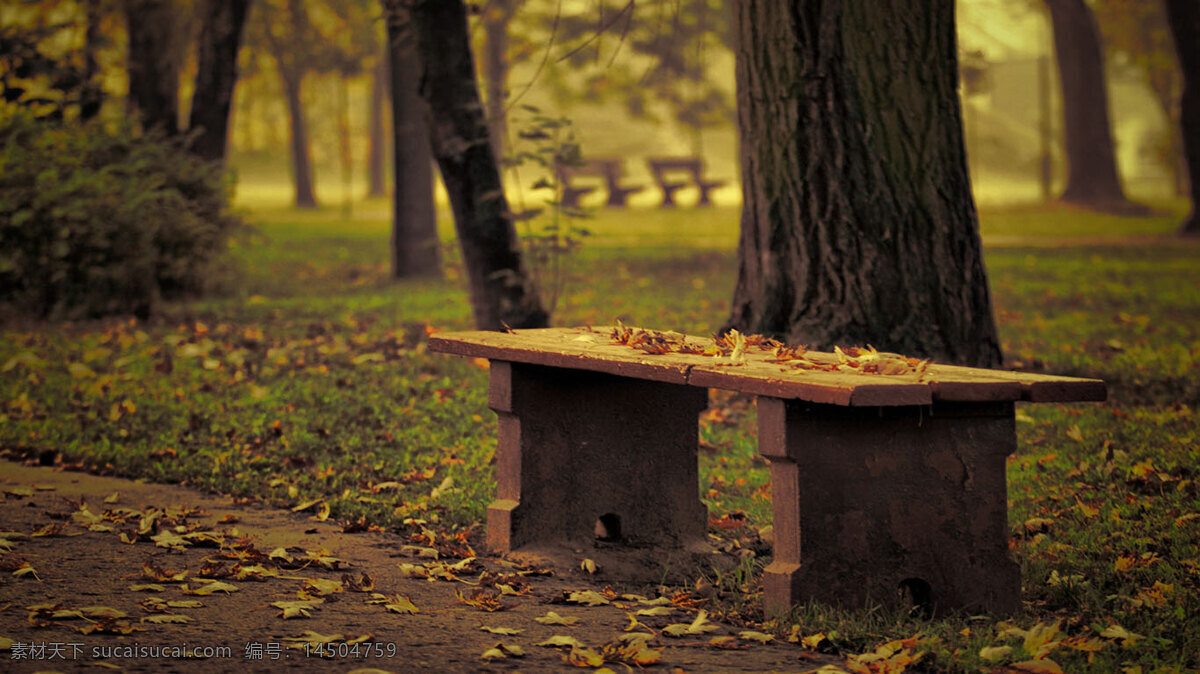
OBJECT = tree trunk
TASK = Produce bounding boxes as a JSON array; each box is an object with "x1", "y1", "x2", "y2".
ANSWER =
[
  {"x1": 482, "y1": 0, "x2": 515, "y2": 162},
  {"x1": 279, "y1": 70, "x2": 318, "y2": 208},
  {"x1": 725, "y1": 0, "x2": 1001, "y2": 368},
  {"x1": 80, "y1": 0, "x2": 103, "y2": 121},
  {"x1": 188, "y1": 0, "x2": 251, "y2": 162},
  {"x1": 366, "y1": 53, "x2": 388, "y2": 198},
  {"x1": 1044, "y1": 0, "x2": 1143, "y2": 213},
  {"x1": 1164, "y1": 0, "x2": 1199, "y2": 236},
  {"x1": 124, "y1": 0, "x2": 180, "y2": 134},
  {"x1": 385, "y1": 6, "x2": 439, "y2": 278},
  {"x1": 401, "y1": 0, "x2": 547, "y2": 330}
]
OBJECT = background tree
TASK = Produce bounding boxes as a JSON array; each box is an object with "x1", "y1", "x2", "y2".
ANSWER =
[
  {"x1": 1093, "y1": 0, "x2": 1185, "y2": 197},
  {"x1": 254, "y1": 0, "x2": 318, "y2": 207},
  {"x1": 382, "y1": 0, "x2": 438, "y2": 278},
  {"x1": 481, "y1": 0, "x2": 517, "y2": 161},
  {"x1": 1164, "y1": 0, "x2": 1198, "y2": 236},
  {"x1": 188, "y1": 0, "x2": 252, "y2": 162},
  {"x1": 389, "y1": 0, "x2": 546, "y2": 330},
  {"x1": 123, "y1": 0, "x2": 181, "y2": 134},
  {"x1": 725, "y1": 0, "x2": 1001, "y2": 367},
  {"x1": 1043, "y1": 0, "x2": 1143, "y2": 213},
  {"x1": 366, "y1": 45, "x2": 387, "y2": 198}
]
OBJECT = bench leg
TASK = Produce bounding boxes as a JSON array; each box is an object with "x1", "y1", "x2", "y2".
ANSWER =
[
  {"x1": 486, "y1": 362, "x2": 709, "y2": 553},
  {"x1": 757, "y1": 398, "x2": 1020, "y2": 616}
]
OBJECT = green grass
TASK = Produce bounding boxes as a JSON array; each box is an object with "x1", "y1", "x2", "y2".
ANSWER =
[{"x1": 2, "y1": 200, "x2": 1198, "y2": 671}]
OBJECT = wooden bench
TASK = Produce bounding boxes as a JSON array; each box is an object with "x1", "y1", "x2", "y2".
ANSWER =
[
  {"x1": 645, "y1": 157, "x2": 727, "y2": 207},
  {"x1": 428, "y1": 327, "x2": 1105, "y2": 615},
  {"x1": 556, "y1": 158, "x2": 644, "y2": 209}
]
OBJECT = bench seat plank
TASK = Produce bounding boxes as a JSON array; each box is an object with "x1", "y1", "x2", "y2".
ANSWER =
[{"x1": 428, "y1": 327, "x2": 1105, "y2": 406}]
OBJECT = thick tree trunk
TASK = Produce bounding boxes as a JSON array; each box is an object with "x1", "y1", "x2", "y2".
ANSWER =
[
  {"x1": 402, "y1": 0, "x2": 547, "y2": 330},
  {"x1": 366, "y1": 54, "x2": 388, "y2": 198},
  {"x1": 482, "y1": 0, "x2": 515, "y2": 162},
  {"x1": 188, "y1": 0, "x2": 251, "y2": 163},
  {"x1": 1164, "y1": 0, "x2": 1199, "y2": 236},
  {"x1": 385, "y1": 8, "x2": 440, "y2": 278},
  {"x1": 279, "y1": 72, "x2": 318, "y2": 209},
  {"x1": 124, "y1": 0, "x2": 179, "y2": 134},
  {"x1": 726, "y1": 0, "x2": 1001, "y2": 367},
  {"x1": 1044, "y1": 0, "x2": 1143, "y2": 213}
]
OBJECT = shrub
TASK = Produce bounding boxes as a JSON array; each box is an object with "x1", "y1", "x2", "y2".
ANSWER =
[{"x1": 0, "y1": 112, "x2": 244, "y2": 318}]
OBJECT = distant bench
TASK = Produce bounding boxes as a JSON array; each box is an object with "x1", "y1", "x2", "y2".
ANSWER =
[
  {"x1": 645, "y1": 156, "x2": 726, "y2": 207},
  {"x1": 557, "y1": 158, "x2": 643, "y2": 209},
  {"x1": 555, "y1": 157, "x2": 728, "y2": 208},
  {"x1": 428, "y1": 327, "x2": 1105, "y2": 615}
]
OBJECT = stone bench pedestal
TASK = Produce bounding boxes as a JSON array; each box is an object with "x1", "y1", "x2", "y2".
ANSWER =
[
  {"x1": 486, "y1": 362, "x2": 709, "y2": 553},
  {"x1": 757, "y1": 397, "x2": 1021, "y2": 615}
]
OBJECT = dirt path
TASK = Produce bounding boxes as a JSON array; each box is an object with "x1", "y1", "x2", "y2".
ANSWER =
[{"x1": 0, "y1": 462, "x2": 841, "y2": 673}]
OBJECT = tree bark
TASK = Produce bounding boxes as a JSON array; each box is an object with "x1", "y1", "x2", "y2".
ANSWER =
[
  {"x1": 1164, "y1": 0, "x2": 1199, "y2": 236},
  {"x1": 279, "y1": 71, "x2": 318, "y2": 208},
  {"x1": 366, "y1": 53, "x2": 388, "y2": 198},
  {"x1": 80, "y1": 0, "x2": 103, "y2": 121},
  {"x1": 725, "y1": 0, "x2": 1001, "y2": 368},
  {"x1": 188, "y1": 0, "x2": 251, "y2": 163},
  {"x1": 1044, "y1": 0, "x2": 1143, "y2": 213},
  {"x1": 124, "y1": 0, "x2": 180, "y2": 134},
  {"x1": 400, "y1": 0, "x2": 547, "y2": 330},
  {"x1": 384, "y1": 5, "x2": 440, "y2": 278},
  {"x1": 482, "y1": 0, "x2": 515, "y2": 162},
  {"x1": 265, "y1": 0, "x2": 317, "y2": 209}
]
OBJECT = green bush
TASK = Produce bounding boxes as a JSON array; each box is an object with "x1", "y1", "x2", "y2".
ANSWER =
[{"x1": 0, "y1": 112, "x2": 243, "y2": 318}]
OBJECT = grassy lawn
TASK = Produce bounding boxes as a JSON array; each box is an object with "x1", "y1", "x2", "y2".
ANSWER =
[{"x1": 2, "y1": 201, "x2": 1197, "y2": 671}]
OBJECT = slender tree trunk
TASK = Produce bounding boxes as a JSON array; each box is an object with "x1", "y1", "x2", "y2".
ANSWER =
[
  {"x1": 124, "y1": 0, "x2": 180, "y2": 134},
  {"x1": 279, "y1": 70, "x2": 318, "y2": 208},
  {"x1": 188, "y1": 0, "x2": 251, "y2": 162},
  {"x1": 402, "y1": 0, "x2": 547, "y2": 330},
  {"x1": 725, "y1": 0, "x2": 1000, "y2": 367},
  {"x1": 385, "y1": 8, "x2": 439, "y2": 278},
  {"x1": 482, "y1": 0, "x2": 515, "y2": 162},
  {"x1": 367, "y1": 53, "x2": 388, "y2": 198},
  {"x1": 80, "y1": 0, "x2": 103, "y2": 121},
  {"x1": 1044, "y1": 0, "x2": 1143, "y2": 213},
  {"x1": 1164, "y1": 0, "x2": 1199, "y2": 236}
]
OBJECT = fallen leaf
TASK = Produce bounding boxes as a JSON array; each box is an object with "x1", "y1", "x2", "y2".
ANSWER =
[
  {"x1": 12, "y1": 563, "x2": 39, "y2": 580},
  {"x1": 383, "y1": 595, "x2": 419, "y2": 615},
  {"x1": 480, "y1": 642, "x2": 525, "y2": 660},
  {"x1": 979, "y1": 645, "x2": 1012, "y2": 662},
  {"x1": 663, "y1": 610, "x2": 720, "y2": 637},
  {"x1": 581, "y1": 558, "x2": 598, "y2": 574},
  {"x1": 739, "y1": 630, "x2": 774, "y2": 643},
  {"x1": 709, "y1": 636, "x2": 748, "y2": 650},
  {"x1": 291, "y1": 499, "x2": 324, "y2": 513},
  {"x1": 129, "y1": 584, "x2": 166, "y2": 592},
  {"x1": 566, "y1": 589, "x2": 610, "y2": 606},
  {"x1": 479, "y1": 626, "x2": 523, "y2": 635},
  {"x1": 536, "y1": 610, "x2": 580, "y2": 626},
  {"x1": 1011, "y1": 659, "x2": 1064, "y2": 673},
  {"x1": 141, "y1": 614, "x2": 193, "y2": 624},
  {"x1": 282, "y1": 631, "x2": 345, "y2": 649},
  {"x1": 151, "y1": 530, "x2": 190, "y2": 550},
  {"x1": 184, "y1": 580, "x2": 238, "y2": 596},
  {"x1": 305, "y1": 578, "x2": 343, "y2": 595},
  {"x1": 538, "y1": 635, "x2": 586, "y2": 649},
  {"x1": 564, "y1": 646, "x2": 604, "y2": 667},
  {"x1": 635, "y1": 606, "x2": 674, "y2": 616},
  {"x1": 1100, "y1": 624, "x2": 1144, "y2": 647},
  {"x1": 104, "y1": 492, "x2": 120, "y2": 504}
]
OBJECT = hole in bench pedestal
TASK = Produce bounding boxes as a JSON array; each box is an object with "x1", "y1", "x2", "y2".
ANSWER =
[
  {"x1": 898, "y1": 577, "x2": 933, "y2": 617},
  {"x1": 594, "y1": 513, "x2": 622, "y2": 542}
]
